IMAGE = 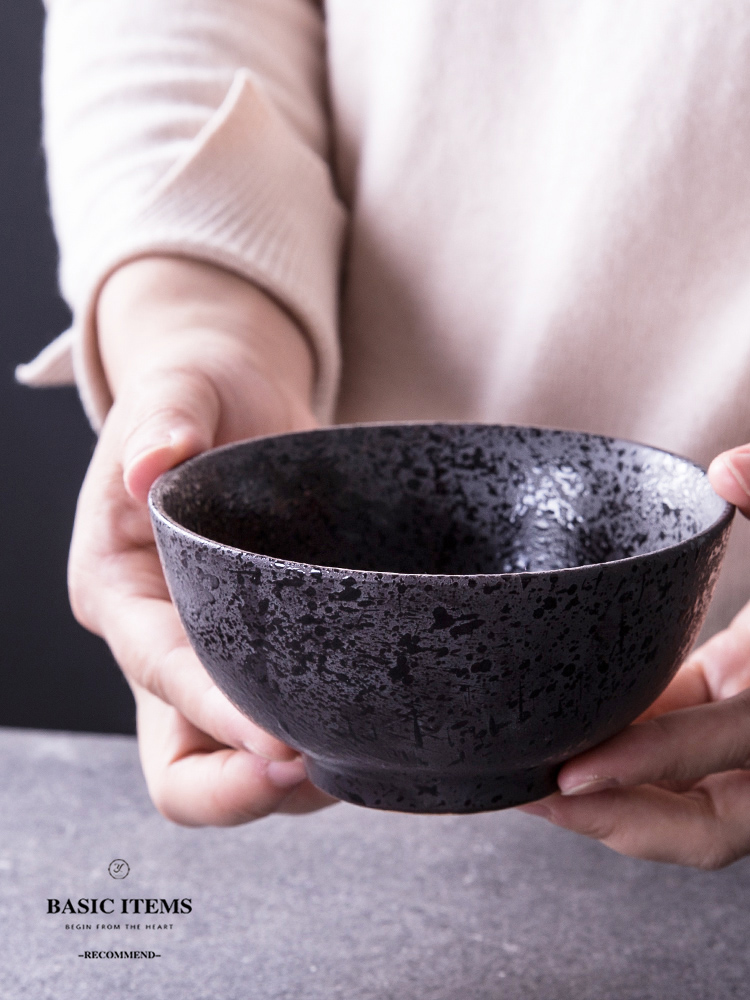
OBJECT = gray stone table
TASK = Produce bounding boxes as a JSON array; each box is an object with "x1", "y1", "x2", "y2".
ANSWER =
[{"x1": 0, "y1": 727, "x2": 747, "y2": 999}]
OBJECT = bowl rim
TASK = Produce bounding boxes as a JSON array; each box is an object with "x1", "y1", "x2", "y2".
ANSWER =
[{"x1": 148, "y1": 421, "x2": 736, "y2": 580}]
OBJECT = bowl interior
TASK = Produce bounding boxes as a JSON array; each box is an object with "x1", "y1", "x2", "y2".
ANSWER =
[{"x1": 152, "y1": 424, "x2": 727, "y2": 575}]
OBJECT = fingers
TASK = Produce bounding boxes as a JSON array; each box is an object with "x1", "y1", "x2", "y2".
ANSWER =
[
  {"x1": 709, "y1": 445, "x2": 750, "y2": 516},
  {"x1": 521, "y1": 773, "x2": 750, "y2": 869},
  {"x1": 517, "y1": 605, "x2": 750, "y2": 867},
  {"x1": 135, "y1": 685, "x2": 335, "y2": 826},
  {"x1": 119, "y1": 366, "x2": 221, "y2": 502},
  {"x1": 690, "y1": 599, "x2": 750, "y2": 700},
  {"x1": 632, "y1": 618, "x2": 750, "y2": 723},
  {"x1": 557, "y1": 688, "x2": 750, "y2": 796},
  {"x1": 69, "y1": 374, "x2": 297, "y2": 765},
  {"x1": 633, "y1": 655, "x2": 709, "y2": 721},
  {"x1": 559, "y1": 601, "x2": 750, "y2": 795},
  {"x1": 112, "y1": 594, "x2": 298, "y2": 761}
]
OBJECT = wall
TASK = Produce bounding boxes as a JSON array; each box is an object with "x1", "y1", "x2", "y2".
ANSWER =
[{"x1": 0, "y1": 2, "x2": 135, "y2": 733}]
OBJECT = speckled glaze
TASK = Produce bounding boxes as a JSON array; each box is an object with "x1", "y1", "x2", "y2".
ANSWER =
[{"x1": 149, "y1": 424, "x2": 733, "y2": 813}]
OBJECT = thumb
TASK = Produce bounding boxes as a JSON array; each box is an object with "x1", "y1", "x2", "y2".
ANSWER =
[
  {"x1": 709, "y1": 445, "x2": 750, "y2": 517},
  {"x1": 119, "y1": 367, "x2": 221, "y2": 502}
]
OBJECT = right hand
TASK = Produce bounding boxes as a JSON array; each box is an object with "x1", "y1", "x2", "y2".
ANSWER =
[{"x1": 68, "y1": 256, "x2": 337, "y2": 825}]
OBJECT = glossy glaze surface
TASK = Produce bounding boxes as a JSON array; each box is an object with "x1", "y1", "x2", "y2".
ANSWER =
[{"x1": 150, "y1": 424, "x2": 733, "y2": 812}]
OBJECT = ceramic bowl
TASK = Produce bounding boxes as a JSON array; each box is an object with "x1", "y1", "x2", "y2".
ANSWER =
[{"x1": 149, "y1": 423, "x2": 733, "y2": 813}]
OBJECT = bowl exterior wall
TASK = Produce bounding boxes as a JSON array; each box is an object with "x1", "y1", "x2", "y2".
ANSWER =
[{"x1": 152, "y1": 511, "x2": 730, "y2": 811}]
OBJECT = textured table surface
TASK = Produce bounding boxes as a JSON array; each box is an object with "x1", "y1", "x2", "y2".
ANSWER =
[{"x1": 0, "y1": 726, "x2": 746, "y2": 999}]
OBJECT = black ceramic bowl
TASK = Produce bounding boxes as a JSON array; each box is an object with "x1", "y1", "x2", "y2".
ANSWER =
[{"x1": 149, "y1": 424, "x2": 733, "y2": 813}]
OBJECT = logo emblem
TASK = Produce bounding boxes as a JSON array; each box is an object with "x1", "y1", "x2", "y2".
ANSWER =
[{"x1": 108, "y1": 859, "x2": 130, "y2": 880}]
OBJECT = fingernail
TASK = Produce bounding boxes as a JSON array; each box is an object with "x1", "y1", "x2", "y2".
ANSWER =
[
  {"x1": 723, "y1": 455, "x2": 750, "y2": 496},
  {"x1": 266, "y1": 757, "x2": 307, "y2": 790},
  {"x1": 123, "y1": 432, "x2": 189, "y2": 501},
  {"x1": 518, "y1": 802, "x2": 552, "y2": 820},
  {"x1": 124, "y1": 433, "x2": 177, "y2": 472},
  {"x1": 560, "y1": 777, "x2": 618, "y2": 796},
  {"x1": 710, "y1": 452, "x2": 750, "y2": 501}
]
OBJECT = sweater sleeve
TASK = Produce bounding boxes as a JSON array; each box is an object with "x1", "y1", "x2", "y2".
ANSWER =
[{"x1": 16, "y1": 0, "x2": 346, "y2": 428}]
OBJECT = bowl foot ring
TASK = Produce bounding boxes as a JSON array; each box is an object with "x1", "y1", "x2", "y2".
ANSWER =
[{"x1": 304, "y1": 758, "x2": 560, "y2": 814}]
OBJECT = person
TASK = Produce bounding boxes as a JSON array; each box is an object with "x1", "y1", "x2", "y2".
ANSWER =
[{"x1": 17, "y1": 0, "x2": 750, "y2": 866}]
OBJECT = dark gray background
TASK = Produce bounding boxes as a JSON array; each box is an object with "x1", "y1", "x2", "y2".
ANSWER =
[{"x1": 0, "y1": 1, "x2": 135, "y2": 733}]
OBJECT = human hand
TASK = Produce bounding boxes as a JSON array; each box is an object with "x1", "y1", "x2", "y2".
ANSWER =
[
  {"x1": 69, "y1": 256, "x2": 336, "y2": 825},
  {"x1": 519, "y1": 444, "x2": 750, "y2": 868}
]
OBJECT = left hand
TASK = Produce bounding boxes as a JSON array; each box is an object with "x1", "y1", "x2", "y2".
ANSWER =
[
  {"x1": 518, "y1": 444, "x2": 750, "y2": 868},
  {"x1": 68, "y1": 256, "x2": 336, "y2": 827}
]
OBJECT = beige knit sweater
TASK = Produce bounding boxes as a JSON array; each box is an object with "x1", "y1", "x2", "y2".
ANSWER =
[{"x1": 18, "y1": 0, "x2": 750, "y2": 635}]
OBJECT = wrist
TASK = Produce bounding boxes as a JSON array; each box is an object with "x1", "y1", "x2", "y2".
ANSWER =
[{"x1": 97, "y1": 255, "x2": 317, "y2": 417}]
